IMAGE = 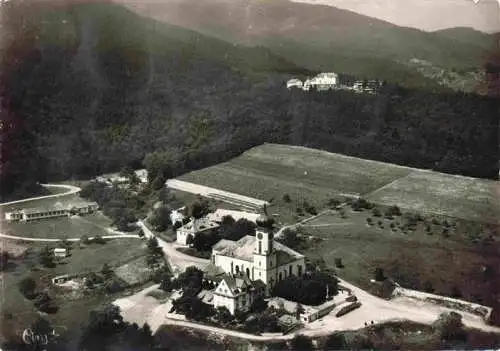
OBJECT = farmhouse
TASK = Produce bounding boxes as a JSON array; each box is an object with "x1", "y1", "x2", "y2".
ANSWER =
[{"x1": 4, "y1": 201, "x2": 99, "y2": 222}]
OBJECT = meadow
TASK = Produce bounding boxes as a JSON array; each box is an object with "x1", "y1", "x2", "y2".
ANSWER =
[
  {"x1": 300, "y1": 207, "x2": 499, "y2": 306},
  {"x1": 3, "y1": 215, "x2": 112, "y2": 239},
  {"x1": 179, "y1": 144, "x2": 498, "y2": 224},
  {"x1": 0, "y1": 237, "x2": 147, "y2": 343}
]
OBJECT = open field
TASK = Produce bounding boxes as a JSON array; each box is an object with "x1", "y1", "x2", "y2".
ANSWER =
[
  {"x1": 300, "y1": 208, "x2": 500, "y2": 306},
  {"x1": 3, "y1": 215, "x2": 111, "y2": 239},
  {"x1": 178, "y1": 144, "x2": 498, "y2": 224},
  {"x1": 0, "y1": 237, "x2": 148, "y2": 343},
  {"x1": 366, "y1": 171, "x2": 499, "y2": 224},
  {"x1": 52, "y1": 238, "x2": 147, "y2": 275}
]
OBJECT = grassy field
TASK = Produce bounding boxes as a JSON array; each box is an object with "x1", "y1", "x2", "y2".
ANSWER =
[
  {"x1": 365, "y1": 171, "x2": 500, "y2": 224},
  {"x1": 3, "y1": 215, "x2": 112, "y2": 239},
  {"x1": 0, "y1": 237, "x2": 147, "y2": 344},
  {"x1": 178, "y1": 144, "x2": 498, "y2": 224},
  {"x1": 300, "y1": 207, "x2": 500, "y2": 305},
  {"x1": 179, "y1": 144, "x2": 412, "y2": 223}
]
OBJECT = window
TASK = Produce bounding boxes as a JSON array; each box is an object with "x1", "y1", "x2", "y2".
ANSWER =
[
  {"x1": 279, "y1": 272, "x2": 282, "y2": 281},
  {"x1": 298, "y1": 265, "x2": 303, "y2": 276},
  {"x1": 258, "y1": 241, "x2": 262, "y2": 254},
  {"x1": 289, "y1": 265, "x2": 293, "y2": 276},
  {"x1": 259, "y1": 272, "x2": 262, "y2": 277}
]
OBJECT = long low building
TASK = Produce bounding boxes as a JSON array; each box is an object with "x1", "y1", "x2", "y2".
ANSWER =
[{"x1": 5, "y1": 202, "x2": 99, "y2": 222}]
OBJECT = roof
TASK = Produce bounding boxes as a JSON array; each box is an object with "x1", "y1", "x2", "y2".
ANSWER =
[
  {"x1": 206, "y1": 209, "x2": 260, "y2": 223},
  {"x1": 212, "y1": 235, "x2": 304, "y2": 263},
  {"x1": 217, "y1": 273, "x2": 265, "y2": 295},
  {"x1": 179, "y1": 218, "x2": 219, "y2": 233},
  {"x1": 203, "y1": 263, "x2": 225, "y2": 279}
]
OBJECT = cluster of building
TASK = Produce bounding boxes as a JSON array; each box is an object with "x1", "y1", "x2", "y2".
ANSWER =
[
  {"x1": 206, "y1": 222, "x2": 306, "y2": 315},
  {"x1": 4, "y1": 201, "x2": 99, "y2": 222},
  {"x1": 95, "y1": 169, "x2": 148, "y2": 186},
  {"x1": 175, "y1": 208, "x2": 261, "y2": 246},
  {"x1": 286, "y1": 72, "x2": 382, "y2": 94}
]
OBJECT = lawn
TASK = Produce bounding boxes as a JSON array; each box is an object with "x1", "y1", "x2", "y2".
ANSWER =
[
  {"x1": 300, "y1": 208, "x2": 500, "y2": 306},
  {"x1": 365, "y1": 171, "x2": 500, "y2": 224},
  {"x1": 179, "y1": 144, "x2": 411, "y2": 223},
  {"x1": 4, "y1": 216, "x2": 111, "y2": 239},
  {"x1": 52, "y1": 238, "x2": 146, "y2": 275},
  {"x1": 114, "y1": 255, "x2": 154, "y2": 286}
]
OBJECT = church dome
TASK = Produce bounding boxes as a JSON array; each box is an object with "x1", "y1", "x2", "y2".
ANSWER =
[{"x1": 256, "y1": 214, "x2": 275, "y2": 230}]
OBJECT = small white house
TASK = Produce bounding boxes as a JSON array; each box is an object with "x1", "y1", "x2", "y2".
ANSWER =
[
  {"x1": 52, "y1": 274, "x2": 71, "y2": 285},
  {"x1": 53, "y1": 248, "x2": 68, "y2": 258},
  {"x1": 213, "y1": 273, "x2": 265, "y2": 315},
  {"x1": 303, "y1": 72, "x2": 338, "y2": 91}
]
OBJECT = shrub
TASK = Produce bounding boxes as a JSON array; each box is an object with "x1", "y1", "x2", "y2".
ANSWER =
[
  {"x1": 92, "y1": 235, "x2": 107, "y2": 245},
  {"x1": 80, "y1": 235, "x2": 90, "y2": 245},
  {"x1": 19, "y1": 277, "x2": 37, "y2": 299},
  {"x1": 324, "y1": 333, "x2": 347, "y2": 350},
  {"x1": 374, "y1": 267, "x2": 385, "y2": 281},
  {"x1": 372, "y1": 208, "x2": 382, "y2": 217},
  {"x1": 334, "y1": 258, "x2": 344, "y2": 268},
  {"x1": 366, "y1": 217, "x2": 373, "y2": 225},
  {"x1": 390, "y1": 222, "x2": 396, "y2": 229},
  {"x1": 327, "y1": 198, "x2": 341, "y2": 209},
  {"x1": 291, "y1": 335, "x2": 313, "y2": 351},
  {"x1": 282, "y1": 194, "x2": 292, "y2": 203},
  {"x1": 377, "y1": 220, "x2": 383, "y2": 226},
  {"x1": 386, "y1": 205, "x2": 402, "y2": 217}
]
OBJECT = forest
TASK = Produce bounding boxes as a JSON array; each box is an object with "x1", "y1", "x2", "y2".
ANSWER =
[{"x1": 1, "y1": 1, "x2": 498, "y2": 201}]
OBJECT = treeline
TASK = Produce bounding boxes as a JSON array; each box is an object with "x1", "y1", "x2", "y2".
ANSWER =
[{"x1": 1, "y1": 1, "x2": 498, "y2": 201}]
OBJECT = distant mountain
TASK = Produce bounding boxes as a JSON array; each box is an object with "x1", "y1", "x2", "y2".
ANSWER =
[
  {"x1": 2, "y1": 0, "x2": 497, "y2": 202},
  {"x1": 118, "y1": 0, "x2": 496, "y2": 91}
]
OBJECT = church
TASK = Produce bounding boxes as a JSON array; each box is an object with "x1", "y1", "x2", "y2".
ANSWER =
[{"x1": 205, "y1": 215, "x2": 306, "y2": 314}]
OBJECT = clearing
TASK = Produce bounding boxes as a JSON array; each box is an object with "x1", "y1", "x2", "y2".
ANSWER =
[{"x1": 178, "y1": 143, "x2": 498, "y2": 224}]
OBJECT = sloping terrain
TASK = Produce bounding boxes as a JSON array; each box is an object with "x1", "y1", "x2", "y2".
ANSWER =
[{"x1": 118, "y1": 0, "x2": 496, "y2": 90}]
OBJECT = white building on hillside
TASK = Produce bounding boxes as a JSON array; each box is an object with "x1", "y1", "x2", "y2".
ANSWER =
[
  {"x1": 303, "y1": 72, "x2": 338, "y2": 91},
  {"x1": 286, "y1": 78, "x2": 303, "y2": 89}
]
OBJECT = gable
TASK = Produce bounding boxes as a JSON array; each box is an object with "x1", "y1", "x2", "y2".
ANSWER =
[{"x1": 215, "y1": 279, "x2": 234, "y2": 297}]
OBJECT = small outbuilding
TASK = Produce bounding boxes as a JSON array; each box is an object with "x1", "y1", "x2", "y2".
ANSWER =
[{"x1": 53, "y1": 248, "x2": 68, "y2": 258}]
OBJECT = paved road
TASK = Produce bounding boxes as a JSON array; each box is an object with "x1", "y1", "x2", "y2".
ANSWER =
[
  {"x1": 0, "y1": 184, "x2": 81, "y2": 207},
  {"x1": 136, "y1": 220, "x2": 209, "y2": 275}
]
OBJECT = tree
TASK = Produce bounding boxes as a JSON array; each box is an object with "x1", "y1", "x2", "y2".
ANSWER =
[
  {"x1": 215, "y1": 306, "x2": 233, "y2": 324},
  {"x1": 327, "y1": 198, "x2": 341, "y2": 209},
  {"x1": 374, "y1": 267, "x2": 386, "y2": 281},
  {"x1": 101, "y1": 263, "x2": 113, "y2": 278},
  {"x1": 366, "y1": 217, "x2": 373, "y2": 225},
  {"x1": 138, "y1": 229, "x2": 145, "y2": 238},
  {"x1": 291, "y1": 335, "x2": 313, "y2": 351},
  {"x1": 334, "y1": 258, "x2": 344, "y2": 268},
  {"x1": 323, "y1": 333, "x2": 347, "y2": 350},
  {"x1": 39, "y1": 245, "x2": 55, "y2": 268},
  {"x1": 220, "y1": 218, "x2": 256, "y2": 241},
  {"x1": 220, "y1": 215, "x2": 236, "y2": 226},
  {"x1": 81, "y1": 235, "x2": 91, "y2": 245},
  {"x1": 0, "y1": 251, "x2": 10, "y2": 271},
  {"x1": 282, "y1": 193, "x2": 292, "y2": 203},
  {"x1": 149, "y1": 205, "x2": 171, "y2": 231},
  {"x1": 19, "y1": 277, "x2": 37, "y2": 299},
  {"x1": 250, "y1": 295, "x2": 268, "y2": 313},
  {"x1": 372, "y1": 208, "x2": 382, "y2": 217},
  {"x1": 34, "y1": 292, "x2": 57, "y2": 313},
  {"x1": 119, "y1": 164, "x2": 134, "y2": 179},
  {"x1": 434, "y1": 312, "x2": 465, "y2": 341},
  {"x1": 295, "y1": 303, "x2": 305, "y2": 320}
]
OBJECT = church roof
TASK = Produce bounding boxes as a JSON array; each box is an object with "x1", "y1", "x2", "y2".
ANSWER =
[{"x1": 212, "y1": 235, "x2": 304, "y2": 264}]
